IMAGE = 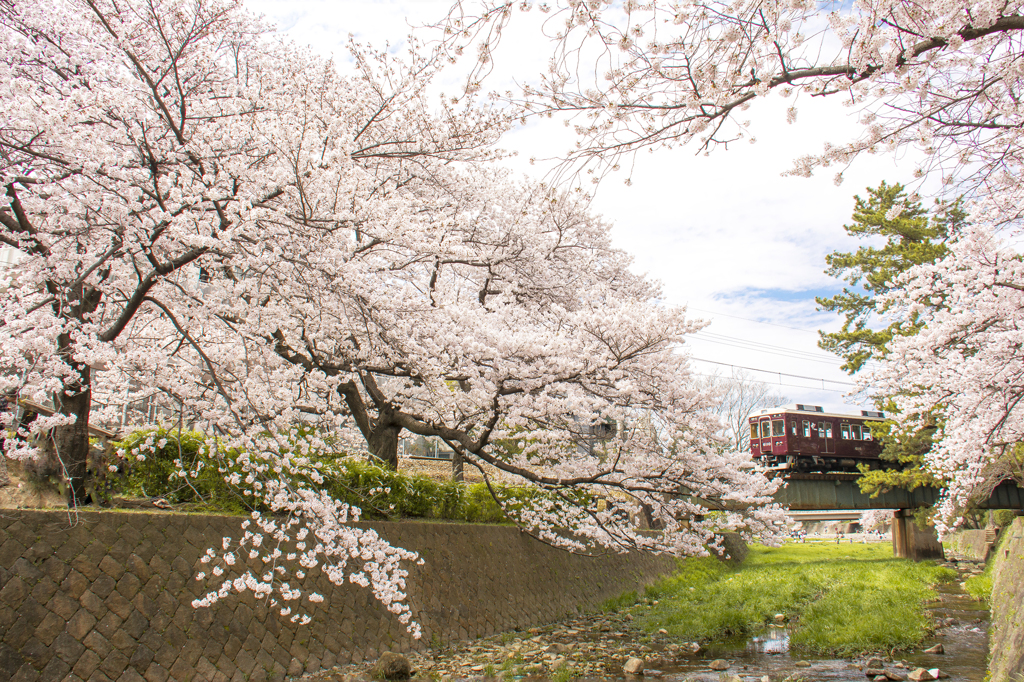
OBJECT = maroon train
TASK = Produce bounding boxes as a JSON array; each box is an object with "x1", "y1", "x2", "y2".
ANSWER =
[{"x1": 749, "y1": 404, "x2": 886, "y2": 473}]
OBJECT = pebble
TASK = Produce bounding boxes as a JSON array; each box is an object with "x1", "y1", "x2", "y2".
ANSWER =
[{"x1": 623, "y1": 657, "x2": 645, "y2": 674}]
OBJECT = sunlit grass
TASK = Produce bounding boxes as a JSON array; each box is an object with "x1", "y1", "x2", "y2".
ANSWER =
[{"x1": 640, "y1": 543, "x2": 956, "y2": 656}]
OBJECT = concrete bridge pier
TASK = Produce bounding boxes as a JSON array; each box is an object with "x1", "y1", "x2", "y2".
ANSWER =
[{"x1": 891, "y1": 509, "x2": 945, "y2": 561}]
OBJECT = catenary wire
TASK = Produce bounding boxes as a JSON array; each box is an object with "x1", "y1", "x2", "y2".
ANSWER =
[
  {"x1": 690, "y1": 357, "x2": 874, "y2": 390},
  {"x1": 690, "y1": 373, "x2": 860, "y2": 394}
]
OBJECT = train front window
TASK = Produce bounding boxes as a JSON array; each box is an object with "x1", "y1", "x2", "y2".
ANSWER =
[
  {"x1": 790, "y1": 421, "x2": 797, "y2": 436},
  {"x1": 851, "y1": 424, "x2": 862, "y2": 439},
  {"x1": 772, "y1": 419, "x2": 784, "y2": 436},
  {"x1": 760, "y1": 421, "x2": 771, "y2": 438},
  {"x1": 750, "y1": 424, "x2": 758, "y2": 442},
  {"x1": 802, "y1": 420, "x2": 811, "y2": 437},
  {"x1": 841, "y1": 424, "x2": 850, "y2": 439}
]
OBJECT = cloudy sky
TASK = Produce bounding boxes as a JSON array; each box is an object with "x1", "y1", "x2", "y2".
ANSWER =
[{"x1": 245, "y1": 0, "x2": 921, "y2": 414}]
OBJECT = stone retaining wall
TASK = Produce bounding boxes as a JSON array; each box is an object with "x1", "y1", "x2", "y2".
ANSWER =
[
  {"x1": 988, "y1": 517, "x2": 1024, "y2": 682},
  {"x1": 944, "y1": 529, "x2": 990, "y2": 560},
  {"x1": 0, "y1": 510, "x2": 677, "y2": 682}
]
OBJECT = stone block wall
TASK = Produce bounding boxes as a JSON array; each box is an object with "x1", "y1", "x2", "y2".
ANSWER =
[
  {"x1": 944, "y1": 529, "x2": 990, "y2": 560},
  {"x1": 988, "y1": 517, "x2": 1024, "y2": 682},
  {"x1": 0, "y1": 510, "x2": 677, "y2": 682}
]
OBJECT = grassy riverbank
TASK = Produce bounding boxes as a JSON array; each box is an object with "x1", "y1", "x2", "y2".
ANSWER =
[{"x1": 640, "y1": 543, "x2": 957, "y2": 657}]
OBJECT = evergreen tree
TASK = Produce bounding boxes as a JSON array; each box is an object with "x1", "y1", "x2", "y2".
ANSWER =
[
  {"x1": 817, "y1": 181, "x2": 962, "y2": 373},
  {"x1": 818, "y1": 182, "x2": 966, "y2": 494}
]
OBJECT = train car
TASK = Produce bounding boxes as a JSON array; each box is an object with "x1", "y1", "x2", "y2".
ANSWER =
[{"x1": 748, "y1": 404, "x2": 886, "y2": 473}]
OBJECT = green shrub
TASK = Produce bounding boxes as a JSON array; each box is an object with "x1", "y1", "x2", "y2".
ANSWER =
[
  {"x1": 106, "y1": 428, "x2": 562, "y2": 525},
  {"x1": 991, "y1": 509, "x2": 1018, "y2": 527},
  {"x1": 105, "y1": 428, "x2": 250, "y2": 513}
]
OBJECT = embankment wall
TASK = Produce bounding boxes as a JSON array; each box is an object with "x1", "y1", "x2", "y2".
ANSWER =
[
  {"x1": 987, "y1": 517, "x2": 1024, "y2": 682},
  {"x1": 0, "y1": 510, "x2": 676, "y2": 682},
  {"x1": 944, "y1": 529, "x2": 990, "y2": 560}
]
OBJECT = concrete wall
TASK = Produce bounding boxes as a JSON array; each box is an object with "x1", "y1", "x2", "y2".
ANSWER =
[
  {"x1": 988, "y1": 517, "x2": 1024, "y2": 682},
  {"x1": 0, "y1": 510, "x2": 677, "y2": 682}
]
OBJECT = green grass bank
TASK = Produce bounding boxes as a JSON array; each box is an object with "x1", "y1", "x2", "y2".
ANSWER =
[{"x1": 637, "y1": 542, "x2": 956, "y2": 657}]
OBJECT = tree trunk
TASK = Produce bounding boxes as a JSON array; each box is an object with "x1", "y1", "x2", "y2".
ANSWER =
[
  {"x1": 368, "y1": 424, "x2": 400, "y2": 470},
  {"x1": 451, "y1": 449, "x2": 464, "y2": 482},
  {"x1": 50, "y1": 362, "x2": 94, "y2": 508}
]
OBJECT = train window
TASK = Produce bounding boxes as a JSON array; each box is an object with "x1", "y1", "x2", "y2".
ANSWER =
[
  {"x1": 802, "y1": 420, "x2": 811, "y2": 437},
  {"x1": 824, "y1": 423, "x2": 833, "y2": 438},
  {"x1": 750, "y1": 424, "x2": 758, "y2": 442},
  {"x1": 772, "y1": 419, "x2": 784, "y2": 436},
  {"x1": 863, "y1": 426, "x2": 873, "y2": 440},
  {"x1": 760, "y1": 421, "x2": 771, "y2": 438},
  {"x1": 851, "y1": 424, "x2": 862, "y2": 439},
  {"x1": 790, "y1": 421, "x2": 797, "y2": 436},
  {"x1": 841, "y1": 424, "x2": 850, "y2": 439}
]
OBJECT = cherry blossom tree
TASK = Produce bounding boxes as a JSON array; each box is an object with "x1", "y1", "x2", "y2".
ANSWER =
[
  {"x1": 869, "y1": 226, "x2": 1024, "y2": 532},
  {"x1": 0, "y1": 0, "x2": 502, "y2": 501},
  {"x1": 1, "y1": 0, "x2": 784, "y2": 631},
  {"x1": 0, "y1": 0, "x2": 506, "y2": 631},
  {"x1": 444, "y1": 0, "x2": 1024, "y2": 212},
  {"x1": 439, "y1": 0, "x2": 1024, "y2": 531}
]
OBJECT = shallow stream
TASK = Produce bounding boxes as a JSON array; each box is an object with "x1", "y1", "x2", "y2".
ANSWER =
[{"x1": 631, "y1": 558, "x2": 989, "y2": 682}]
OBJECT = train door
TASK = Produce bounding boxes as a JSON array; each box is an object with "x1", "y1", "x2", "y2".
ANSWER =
[
  {"x1": 759, "y1": 418, "x2": 772, "y2": 453},
  {"x1": 822, "y1": 421, "x2": 835, "y2": 454}
]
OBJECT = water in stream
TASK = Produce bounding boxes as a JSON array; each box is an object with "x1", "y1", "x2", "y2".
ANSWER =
[{"x1": 638, "y1": 558, "x2": 989, "y2": 682}]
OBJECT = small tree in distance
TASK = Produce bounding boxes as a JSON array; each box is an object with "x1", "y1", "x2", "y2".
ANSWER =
[{"x1": 704, "y1": 370, "x2": 789, "y2": 452}]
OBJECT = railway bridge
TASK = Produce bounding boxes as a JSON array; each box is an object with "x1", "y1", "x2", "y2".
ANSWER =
[{"x1": 771, "y1": 474, "x2": 1024, "y2": 560}]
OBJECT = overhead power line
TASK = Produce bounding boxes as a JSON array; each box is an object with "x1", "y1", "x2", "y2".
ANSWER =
[
  {"x1": 690, "y1": 357, "x2": 872, "y2": 390},
  {"x1": 691, "y1": 332, "x2": 849, "y2": 365},
  {"x1": 690, "y1": 373, "x2": 857, "y2": 395},
  {"x1": 688, "y1": 306, "x2": 823, "y2": 334}
]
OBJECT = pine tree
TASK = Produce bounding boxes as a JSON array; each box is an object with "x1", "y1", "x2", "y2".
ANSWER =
[
  {"x1": 818, "y1": 182, "x2": 966, "y2": 494},
  {"x1": 817, "y1": 181, "x2": 962, "y2": 373}
]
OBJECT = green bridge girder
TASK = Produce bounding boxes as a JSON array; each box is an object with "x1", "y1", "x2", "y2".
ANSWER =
[{"x1": 774, "y1": 474, "x2": 1024, "y2": 511}]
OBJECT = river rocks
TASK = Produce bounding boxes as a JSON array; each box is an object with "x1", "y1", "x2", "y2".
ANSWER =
[
  {"x1": 865, "y1": 668, "x2": 886, "y2": 677},
  {"x1": 373, "y1": 652, "x2": 412, "y2": 680},
  {"x1": 924, "y1": 643, "x2": 945, "y2": 654},
  {"x1": 908, "y1": 668, "x2": 936, "y2": 681},
  {"x1": 623, "y1": 657, "x2": 645, "y2": 674},
  {"x1": 293, "y1": 585, "x2": 969, "y2": 682}
]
